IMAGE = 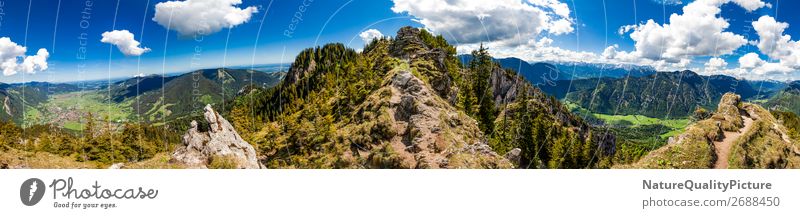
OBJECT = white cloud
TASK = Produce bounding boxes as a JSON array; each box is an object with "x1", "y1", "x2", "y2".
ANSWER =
[
  {"x1": 752, "y1": 15, "x2": 800, "y2": 68},
  {"x1": 101, "y1": 30, "x2": 151, "y2": 56},
  {"x1": 651, "y1": 0, "x2": 684, "y2": 5},
  {"x1": 703, "y1": 57, "x2": 727, "y2": 74},
  {"x1": 153, "y1": 0, "x2": 258, "y2": 37},
  {"x1": 359, "y1": 29, "x2": 384, "y2": 44},
  {"x1": 737, "y1": 52, "x2": 792, "y2": 76},
  {"x1": 738, "y1": 53, "x2": 763, "y2": 69},
  {"x1": 617, "y1": 25, "x2": 636, "y2": 36},
  {"x1": 602, "y1": 44, "x2": 619, "y2": 59},
  {"x1": 621, "y1": 0, "x2": 768, "y2": 63},
  {"x1": 703, "y1": 15, "x2": 800, "y2": 80},
  {"x1": 18, "y1": 49, "x2": 49, "y2": 74},
  {"x1": 391, "y1": 0, "x2": 573, "y2": 47},
  {"x1": 548, "y1": 18, "x2": 573, "y2": 35},
  {"x1": 706, "y1": 57, "x2": 727, "y2": 68},
  {"x1": 731, "y1": 0, "x2": 770, "y2": 11},
  {"x1": 0, "y1": 37, "x2": 48, "y2": 76}
]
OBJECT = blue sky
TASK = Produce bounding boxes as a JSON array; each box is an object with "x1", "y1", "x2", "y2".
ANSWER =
[{"x1": 1, "y1": 0, "x2": 799, "y2": 83}]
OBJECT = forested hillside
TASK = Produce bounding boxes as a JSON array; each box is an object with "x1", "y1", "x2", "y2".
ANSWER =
[
  {"x1": 541, "y1": 71, "x2": 759, "y2": 118},
  {"x1": 108, "y1": 68, "x2": 284, "y2": 123}
]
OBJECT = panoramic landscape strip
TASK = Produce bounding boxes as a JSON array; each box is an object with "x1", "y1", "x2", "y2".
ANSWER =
[{"x1": 0, "y1": 0, "x2": 799, "y2": 169}]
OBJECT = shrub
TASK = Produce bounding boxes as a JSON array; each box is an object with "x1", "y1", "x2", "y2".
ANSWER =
[{"x1": 208, "y1": 155, "x2": 239, "y2": 169}]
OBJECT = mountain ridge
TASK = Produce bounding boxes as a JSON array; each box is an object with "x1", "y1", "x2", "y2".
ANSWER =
[
  {"x1": 229, "y1": 26, "x2": 615, "y2": 168},
  {"x1": 631, "y1": 93, "x2": 800, "y2": 168}
]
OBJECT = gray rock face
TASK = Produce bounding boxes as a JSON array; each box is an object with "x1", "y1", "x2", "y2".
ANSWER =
[
  {"x1": 171, "y1": 105, "x2": 260, "y2": 169},
  {"x1": 386, "y1": 70, "x2": 511, "y2": 168},
  {"x1": 285, "y1": 59, "x2": 316, "y2": 85},
  {"x1": 389, "y1": 27, "x2": 426, "y2": 59},
  {"x1": 108, "y1": 163, "x2": 125, "y2": 169},
  {"x1": 504, "y1": 148, "x2": 522, "y2": 166}
]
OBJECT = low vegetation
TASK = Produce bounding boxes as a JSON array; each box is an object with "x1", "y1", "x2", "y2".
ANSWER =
[{"x1": 0, "y1": 113, "x2": 181, "y2": 168}]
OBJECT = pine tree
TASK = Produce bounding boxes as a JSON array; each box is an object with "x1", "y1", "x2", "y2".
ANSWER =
[{"x1": 469, "y1": 44, "x2": 496, "y2": 134}]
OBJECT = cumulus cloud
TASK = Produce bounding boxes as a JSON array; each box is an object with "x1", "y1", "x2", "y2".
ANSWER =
[
  {"x1": 153, "y1": 0, "x2": 258, "y2": 37},
  {"x1": 706, "y1": 57, "x2": 728, "y2": 68},
  {"x1": 0, "y1": 37, "x2": 48, "y2": 76},
  {"x1": 752, "y1": 15, "x2": 800, "y2": 68},
  {"x1": 738, "y1": 52, "x2": 792, "y2": 75},
  {"x1": 617, "y1": 25, "x2": 636, "y2": 36},
  {"x1": 101, "y1": 30, "x2": 151, "y2": 56},
  {"x1": 620, "y1": 0, "x2": 768, "y2": 63},
  {"x1": 391, "y1": 0, "x2": 573, "y2": 46},
  {"x1": 705, "y1": 15, "x2": 800, "y2": 79},
  {"x1": 359, "y1": 29, "x2": 384, "y2": 44},
  {"x1": 703, "y1": 57, "x2": 728, "y2": 74},
  {"x1": 602, "y1": 44, "x2": 619, "y2": 59},
  {"x1": 738, "y1": 53, "x2": 763, "y2": 69}
]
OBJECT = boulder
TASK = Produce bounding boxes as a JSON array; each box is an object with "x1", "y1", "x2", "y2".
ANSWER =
[
  {"x1": 171, "y1": 105, "x2": 260, "y2": 169},
  {"x1": 713, "y1": 92, "x2": 744, "y2": 131},
  {"x1": 504, "y1": 148, "x2": 522, "y2": 166},
  {"x1": 108, "y1": 163, "x2": 124, "y2": 169}
]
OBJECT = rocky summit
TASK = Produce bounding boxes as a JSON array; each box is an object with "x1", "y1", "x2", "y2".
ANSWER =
[{"x1": 171, "y1": 104, "x2": 260, "y2": 169}]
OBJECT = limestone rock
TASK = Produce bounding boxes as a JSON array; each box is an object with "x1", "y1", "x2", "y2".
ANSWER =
[
  {"x1": 504, "y1": 148, "x2": 522, "y2": 166},
  {"x1": 383, "y1": 70, "x2": 511, "y2": 168},
  {"x1": 389, "y1": 26, "x2": 426, "y2": 60},
  {"x1": 108, "y1": 163, "x2": 124, "y2": 169},
  {"x1": 714, "y1": 92, "x2": 744, "y2": 131},
  {"x1": 171, "y1": 105, "x2": 260, "y2": 169}
]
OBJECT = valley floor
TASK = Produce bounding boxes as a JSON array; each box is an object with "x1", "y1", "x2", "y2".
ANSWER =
[{"x1": 23, "y1": 91, "x2": 133, "y2": 130}]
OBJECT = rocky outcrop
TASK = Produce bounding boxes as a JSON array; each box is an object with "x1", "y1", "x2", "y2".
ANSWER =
[
  {"x1": 285, "y1": 58, "x2": 316, "y2": 85},
  {"x1": 389, "y1": 27, "x2": 427, "y2": 60},
  {"x1": 378, "y1": 69, "x2": 511, "y2": 168},
  {"x1": 504, "y1": 148, "x2": 522, "y2": 166},
  {"x1": 390, "y1": 26, "x2": 457, "y2": 103},
  {"x1": 3, "y1": 96, "x2": 11, "y2": 116},
  {"x1": 713, "y1": 93, "x2": 745, "y2": 131},
  {"x1": 171, "y1": 105, "x2": 260, "y2": 169},
  {"x1": 108, "y1": 163, "x2": 124, "y2": 169},
  {"x1": 490, "y1": 67, "x2": 520, "y2": 106}
]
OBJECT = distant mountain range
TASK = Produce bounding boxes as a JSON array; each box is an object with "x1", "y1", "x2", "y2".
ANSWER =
[
  {"x1": 457, "y1": 55, "x2": 657, "y2": 87},
  {"x1": 539, "y1": 70, "x2": 762, "y2": 118},
  {"x1": 763, "y1": 81, "x2": 800, "y2": 115},
  {"x1": 0, "y1": 68, "x2": 285, "y2": 126},
  {"x1": 551, "y1": 61, "x2": 656, "y2": 79}
]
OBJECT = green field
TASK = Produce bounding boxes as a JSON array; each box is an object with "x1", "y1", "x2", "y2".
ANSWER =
[
  {"x1": 593, "y1": 114, "x2": 690, "y2": 138},
  {"x1": 22, "y1": 91, "x2": 135, "y2": 129},
  {"x1": 22, "y1": 105, "x2": 44, "y2": 128},
  {"x1": 63, "y1": 121, "x2": 85, "y2": 131},
  {"x1": 564, "y1": 100, "x2": 691, "y2": 138},
  {"x1": 49, "y1": 91, "x2": 132, "y2": 121},
  {"x1": 593, "y1": 114, "x2": 689, "y2": 129}
]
